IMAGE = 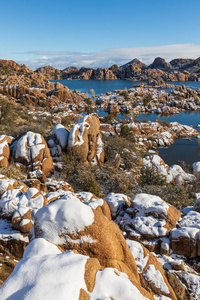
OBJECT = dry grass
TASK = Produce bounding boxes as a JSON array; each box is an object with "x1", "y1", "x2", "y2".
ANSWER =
[{"x1": 0, "y1": 162, "x2": 27, "y2": 181}]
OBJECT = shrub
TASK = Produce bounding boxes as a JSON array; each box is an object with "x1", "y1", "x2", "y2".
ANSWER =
[
  {"x1": 20, "y1": 97, "x2": 28, "y2": 106},
  {"x1": 120, "y1": 125, "x2": 136, "y2": 142},
  {"x1": 0, "y1": 98, "x2": 17, "y2": 126},
  {"x1": 61, "y1": 117, "x2": 72, "y2": 128},
  {"x1": 143, "y1": 94, "x2": 152, "y2": 106},
  {"x1": 62, "y1": 155, "x2": 101, "y2": 196},
  {"x1": 0, "y1": 161, "x2": 27, "y2": 181},
  {"x1": 84, "y1": 97, "x2": 93, "y2": 106},
  {"x1": 76, "y1": 165, "x2": 101, "y2": 196},
  {"x1": 104, "y1": 134, "x2": 141, "y2": 171},
  {"x1": 120, "y1": 89, "x2": 129, "y2": 100},
  {"x1": 132, "y1": 101, "x2": 137, "y2": 108},
  {"x1": 85, "y1": 106, "x2": 94, "y2": 114},
  {"x1": 141, "y1": 166, "x2": 166, "y2": 186},
  {"x1": 156, "y1": 119, "x2": 171, "y2": 128},
  {"x1": 94, "y1": 165, "x2": 131, "y2": 194},
  {"x1": 101, "y1": 114, "x2": 116, "y2": 124}
]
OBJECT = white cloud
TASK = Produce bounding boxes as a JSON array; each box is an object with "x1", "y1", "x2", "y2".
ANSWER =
[{"x1": 16, "y1": 44, "x2": 200, "y2": 70}]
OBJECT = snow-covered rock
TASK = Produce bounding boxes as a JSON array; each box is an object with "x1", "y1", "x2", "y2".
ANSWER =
[
  {"x1": 117, "y1": 193, "x2": 181, "y2": 239},
  {"x1": 0, "y1": 238, "x2": 153, "y2": 300},
  {"x1": 171, "y1": 211, "x2": 200, "y2": 257},
  {"x1": 13, "y1": 131, "x2": 53, "y2": 176},
  {"x1": 104, "y1": 193, "x2": 130, "y2": 218},
  {"x1": 68, "y1": 114, "x2": 104, "y2": 164},
  {"x1": 0, "y1": 187, "x2": 47, "y2": 233},
  {"x1": 168, "y1": 164, "x2": 195, "y2": 185},
  {"x1": 0, "y1": 135, "x2": 12, "y2": 168},
  {"x1": 192, "y1": 161, "x2": 200, "y2": 174},
  {"x1": 52, "y1": 124, "x2": 69, "y2": 150}
]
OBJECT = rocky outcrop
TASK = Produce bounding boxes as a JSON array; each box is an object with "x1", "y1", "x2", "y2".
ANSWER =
[
  {"x1": 105, "y1": 193, "x2": 130, "y2": 218},
  {"x1": 149, "y1": 57, "x2": 170, "y2": 69},
  {"x1": 0, "y1": 187, "x2": 47, "y2": 228},
  {"x1": 13, "y1": 131, "x2": 53, "y2": 176},
  {"x1": 143, "y1": 154, "x2": 196, "y2": 185},
  {"x1": 120, "y1": 58, "x2": 147, "y2": 70},
  {"x1": 1, "y1": 57, "x2": 200, "y2": 83},
  {"x1": 47, "y1": 124, "x2": 69, "y2": 171},
  {"x1": 0, "y1": 172, "x2": 198, "y2": 298},
  {"x1": 2, "y1": 84, "x2": 42, "y2": 105},
  {"x1": 170, "y1": 58, "x2": 194, "y2": 69},
  {"x1": 0, "y1": 238, "x2": 155, "y2": 300},
  {"x1": 45, "y1": 178, "x2": 74, "y2": 194},
  {"x1": 0, "y1": 59, "x2": 30, "y2": 74},
  {"x1": 127, "y1": 239, "x2": 177, "y2": 299},
  {"x1": 106, "y1": 101, "x2": 120, "y2": 114},
  {"x1": 170, "y1": 122, "x2": 198, "y2": 138},
  {"x1": 34, "y1": 194, "x2": 140, "y2": 279},
  {"x1": 0, "y1": 136, "x2": 12, "y2": 168},
  {"x1": 116, "y1": 193, "x2": 181, "y2": 240},
  {"x1": 46, "y1": 85, "x2": 86, "y2": 102},
  {"x1": 68, "y1": 114, "x2": 104, "y2": 165},
  {"x1": 35, "y1": 65, "x2": 61, "y2": 75},
  {"x1": 171, "y1": 210, "x2": 200, "y2": 258},
  {"x1": 0, "y1": 174, "x2": 27, "y2": 197},
  {"x1": 31, "y1": 193, "x2": 176, "y2": 299}
]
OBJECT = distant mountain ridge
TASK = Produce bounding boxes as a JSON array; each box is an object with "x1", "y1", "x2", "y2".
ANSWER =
[
  {"x1": 33, "y1": 56, "x2": 200, "y2": 73},
  {"x1": 1, "y1": 57, "x2": 200, "y2": 83}
]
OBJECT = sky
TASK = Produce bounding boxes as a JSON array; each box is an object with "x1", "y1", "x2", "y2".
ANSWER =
[{"x1": 0, "y1": 0, "x2": 200, "y2": 69}]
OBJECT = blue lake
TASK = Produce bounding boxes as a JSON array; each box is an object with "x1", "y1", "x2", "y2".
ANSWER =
[
  {"x1": 51, "y1": 79, "x2": 139, "y2": 97},
  {"x1": 52, "y1": 79, "x2": 200, "y2": 165},
  {"x1": 52, "y1": 79, "x2": 200, "y2": 97},
  {"x1": 137, "y1": 111, "x2": 200, "y2": 128},
  {"x1": 158, "y1": 138, "x2": 200, "y2": 166}
]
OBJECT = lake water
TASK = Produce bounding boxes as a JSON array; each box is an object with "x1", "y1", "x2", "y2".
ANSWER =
[
  {"x1": 51, "y1": 79, "x2": 200, "y2": 165},
  {"x1": 51, "y1": 79, "x2": 139, "y2": 97},
  {"x1": 137, "y1": 111, "x2": 200, "y2": 128},
  {"x1": 158, "y1": 138, "x2": 200, "y2": 166},
  {"x1": 52, "y1": 79, "x2": 200, "y2": 97}
]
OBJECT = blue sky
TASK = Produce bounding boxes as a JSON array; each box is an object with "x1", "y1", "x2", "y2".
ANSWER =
[{"x1": 1, "y1": 0, "x2": 200, "y2": 69}]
